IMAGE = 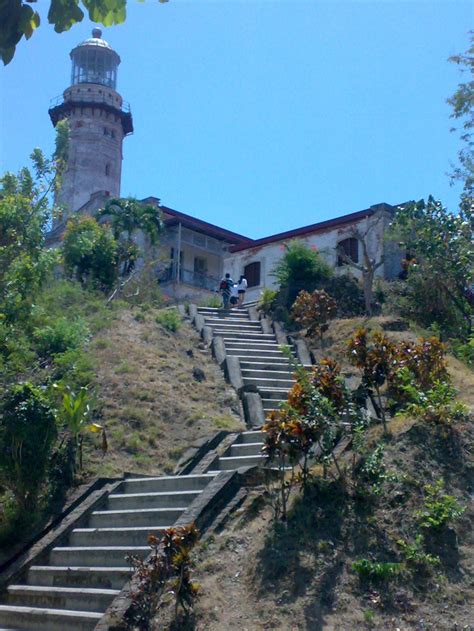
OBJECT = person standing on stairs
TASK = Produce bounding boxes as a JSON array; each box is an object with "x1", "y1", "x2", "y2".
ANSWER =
[
  {"x1": 237, "y1": 274, "x2": 248, "y2": 307},
  {"x1": 219, "y1": 272, "x2": 233, "y2": 309},
  {"x1": 230, "y1": 282, "x2": 239, "y2": 308}
]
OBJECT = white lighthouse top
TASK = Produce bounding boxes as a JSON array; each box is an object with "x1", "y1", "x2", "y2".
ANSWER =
[{"x1": 70, "y1": 29, "x2": 120, "y2": 89}]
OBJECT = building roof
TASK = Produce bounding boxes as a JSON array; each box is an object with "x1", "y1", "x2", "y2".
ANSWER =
[
  {"x1": 229, "y1": 202, "x2": 396, "y2": 253},
  {"x1": 141, "y1": 197, "x2": 253, "y2": 245}
]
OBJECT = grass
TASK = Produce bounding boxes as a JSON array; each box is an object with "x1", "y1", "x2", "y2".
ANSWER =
[{"x1": 82, "y1": 308, "x2": 244, "y2": 477}]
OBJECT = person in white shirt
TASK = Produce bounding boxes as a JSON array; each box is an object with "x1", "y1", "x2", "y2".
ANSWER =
[
  {"x1": 237, "y1": 275, "x2": 248, "y2": 307},
  {"x1": 229, "y1": 283, "x2": 239, "y2": 308}
]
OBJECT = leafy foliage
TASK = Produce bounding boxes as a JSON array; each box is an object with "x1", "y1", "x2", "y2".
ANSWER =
[
  {"x1": 54, "y1": 384, "x2": 106, "y2": 471},
  {"x1": 347, "y1": 329, "x2": 451, "y2": 429},
  {"x1": 155, "y1": 308, "x2": 182, "y2": 332},
  {"x1": 62, "y1": 215, "x2": 118, "y2": 290},
  {"x1": 390, "y1": 197, "x2": 473, "y2": 339},
  {"x1": 127, "y1": 525, "x2": 200, "y2": 628},
  {"x1": 396, "y1": 535, "x2": 440, "y2": 571},
  {"x1": 0, "y1": 1, "x2": 169, "y2": 65},
  {"x1": 352, "y1": 558, "x2": 403, "y2": 583},
  {"x1": 98, "y1": 197, "x2": 164, "y2": 278},
  {"x1": 448, "y1": 32, "x2": 474, "y2": 196},
  {"x1": 415, "y1": 480, "x2": 465, "y2": 531},
  {"x1": 395, "y1": 368, "x2": 468, "y2": 425},
  {"x1": 258, "y1": 288, "x2": 278, "y2": 315},
  {"x1": 291, "y1": 289, "x2": 337, "y2": 343},
  {"x1": 273, "y1": 241, "x2": 333, "y2": 309},
  {"x1": 0, "y1": 383, "x2": 57, "y2": 511}
]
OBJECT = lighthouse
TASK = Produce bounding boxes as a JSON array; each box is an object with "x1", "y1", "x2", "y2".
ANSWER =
[{"x1": 49, "y1": 28, "x2": 133, "y2": 221}]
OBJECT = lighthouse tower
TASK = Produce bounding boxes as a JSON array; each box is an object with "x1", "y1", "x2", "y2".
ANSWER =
[{"x1": 49, "y1": 28, "x2": 133, "y2": 220}]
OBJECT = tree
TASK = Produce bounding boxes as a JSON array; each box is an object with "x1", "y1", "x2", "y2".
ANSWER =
[
  {"x1": 0, "y1": 382, "x2": 57, "y2": 512},
  {"x1": 448, "y1": 32, "x2": 474, "y2": 197},
  {"x1": 336, "y1": 214, "x2": 385, "y2": 316},
  {"x1": 0, "y1": 122, "x2": 68, "y2": 324},
  {"x1": 62, "y1": 215, "x2": 118, "y2": 290},
  {"x1": 98, "y1": 197, "x2": 164, "y2": 277},
  {"x1": 1, "y1": 0, "x2": 169, "y2": 65},
  {"x1": 390, "y1": 196, "x2": 473, "y2": 338}
]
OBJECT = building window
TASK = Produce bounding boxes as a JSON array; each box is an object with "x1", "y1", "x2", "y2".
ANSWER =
[
  {"x1": 337, "y1": 237, "x2": 359, "y2": 266},
  {"x1": 244, "y1": 261, "x2": 261, "y2": 288},
  {"x1": 105, "y1": 163, "x2": 111, "y2": 176}
]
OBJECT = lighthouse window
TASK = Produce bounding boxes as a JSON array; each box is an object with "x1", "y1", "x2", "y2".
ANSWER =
[{"x1": 105, "y1": 164, "x2": 111, "y2": 176}]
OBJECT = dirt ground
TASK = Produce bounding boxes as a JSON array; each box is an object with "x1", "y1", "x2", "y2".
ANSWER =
[{"x1": 174, "y1": 417, "x2": 473, "y2": 631}]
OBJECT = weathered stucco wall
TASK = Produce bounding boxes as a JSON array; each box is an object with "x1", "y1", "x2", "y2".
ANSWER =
[{"x1": 224, "y1": 210, "x2": 400, "y2": 302}]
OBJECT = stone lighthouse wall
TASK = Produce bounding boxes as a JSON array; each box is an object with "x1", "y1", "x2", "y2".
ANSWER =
[{"x1": 57, "y1": 83, "x2": 124, "y2": 214}]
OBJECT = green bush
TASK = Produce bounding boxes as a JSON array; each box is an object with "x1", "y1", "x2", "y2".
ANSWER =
[
  {"x1": 258, "y1": 288, "x2": 278, "y2": 315},
  {"x1": 155, "y1": 309, "x2": 182, "y2": 332},
  {"x1": 33, "y1": 316, "x2": 89, "y2": 358},
  {"x1": 352, "y1": 558, "x2": 403, "y2": 583},
  {"x1": 416, "y1": 480, "x2": 465, "y2": 531},
  {"x1": 63, "y1": 216, "x2": 118, "y2": 291},
  {"x1": 0, "y1": 383, "x2": 57, "y2": 511},
  {"x1": 273, "y1": 241, "x2": 333, "y2": 309}
]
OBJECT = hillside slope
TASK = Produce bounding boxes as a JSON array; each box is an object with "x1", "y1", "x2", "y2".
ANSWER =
[{"x1": 84, "y1": 307, "x2": 244, "y2": 477}]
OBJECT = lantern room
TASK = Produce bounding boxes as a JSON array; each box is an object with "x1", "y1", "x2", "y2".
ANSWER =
[{"x1": 70, "y1": 28, "x2": 120, "y2": 89}]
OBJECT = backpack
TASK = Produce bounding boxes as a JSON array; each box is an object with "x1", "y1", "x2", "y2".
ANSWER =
[{"x1": 219, "y1": 279, "x2": 228, "y2": 290}]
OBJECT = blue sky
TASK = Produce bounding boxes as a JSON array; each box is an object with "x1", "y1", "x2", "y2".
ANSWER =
[{"x1": 0, "y1": 0, "x2": 471, "y2": 239}]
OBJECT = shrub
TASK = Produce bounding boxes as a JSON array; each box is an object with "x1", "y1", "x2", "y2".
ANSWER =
[
  {"x1": 291, "y1": 289, "x2": 337, "y2": 344},
  {"x1": 127, "y1": 525, "x2": 200, "y2": 628},
  {"x1": 33, "y1": 316, "x2": 89, "y2": 358},
  {"x1": 324, "y1": 274, "x2": 365, "y2": 317},
  {"x1": 63, "y1": 216, "x2": 118, "y2": 291},
  {"x1": 395, "y1": 370, "x2": 468, "y2": 425},
  {"x1": 155, "y1": 309, "x2": 182, "y2": 332},
  {"x1": 0, "y1": 383, "x2": 57, "y2": 511},
  {"x1": 273, "y1": 241, "x2": 333, "y2": 309},
  {"x1": 396, "y1": 535, "x2": 440, "y2": 571},
  {"x1": 415, "y1": 479, "x2": 465, "y2": 531},
  {"x1": 258, "y1": 288, "x2": 278, "y2": 315},
  {"x1": 352, "y1": 559, "x2": 403, "y2": 583}
]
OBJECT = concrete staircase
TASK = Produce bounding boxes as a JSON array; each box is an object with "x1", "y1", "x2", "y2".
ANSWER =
[
  {"x1": 197, "y1": 306, "x2": 296, "y2": 415},
  {"x1": 0, "y1": 306, "x2": 298, "y2": 630},
  {"x1": 0, "y1": 473, "x2": 215, "y2": 631}
]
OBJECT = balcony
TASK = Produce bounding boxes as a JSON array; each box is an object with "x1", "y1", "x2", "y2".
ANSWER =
[
  {"x1": 48, "y1": 94, "x2": 133, "y2": 135},
  {"x1": 159, "y1": 266, "x2": 220, "y2": 292}
]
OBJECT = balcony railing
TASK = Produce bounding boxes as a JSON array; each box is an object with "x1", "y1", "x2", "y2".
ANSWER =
[{"x1": 159, "y1": 266, "x2": 220, "y2": 292}]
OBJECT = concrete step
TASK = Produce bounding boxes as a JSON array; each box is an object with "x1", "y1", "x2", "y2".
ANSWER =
[
  {"x1": 242, "y1": 375, "x2": 295, "y2": 389},
  {"x1": 219, "y1": 332, "x2": 276, "y2": 341},
  {"x1": 27, "y1": 566, "x2": 132, "y2": 590},
  {"x1": 260, "y1": 388, "x2": 292, "y2": 399},
  {"x1": 239, "y1": 361, "x2": 293, "y2": 372},
  {"x1": 120, "y1": 473, "x2": 215, "y2": 494},
  {"x1": 50, "y1": 546, "x2": 148, "y2": 567},
  {"x1": 197, "y1": 308, "x2": 249, "y2": 319},
  {"x1": 204, "y1": 319, "x2": 261, "y2": 328},
  {"x1": 215, "y1": 454, "x2": 266, "y2": 470},
  {"x1": 262, "y1": 399, "x2": 286, "y2": 412},
  {"x1": 69, "y1": 526, "x2": 169, "y2": 547},
  {"x1": 236, "y1": 430, "x2": 265, "y2": 444},
  {"x1": 224, "y1": 343, "x2": 281, "y2": 353},
  {"x1": 89, "y1": 506, "x2": 185, "y2": 528},
  {"x1": 227, "y1": 350, "x2": 288, "y2": 360},
  {"x1": 229, "y1": 442, "x2": 264, "y2": 457},
  {"x1": 0, "y1": 605, "x2": 102, "y2": 631},
  {"x1": 7, "y1": 585, "x2": 118, "y2": 613},
  {"x1": 107, "y1": 489, "x2": 201, "y2": 511}
]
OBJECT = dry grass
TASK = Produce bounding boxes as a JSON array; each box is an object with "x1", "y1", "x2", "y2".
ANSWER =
[{"x1": 83, "y1": 308, "x2": 244, "y2": 477}]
